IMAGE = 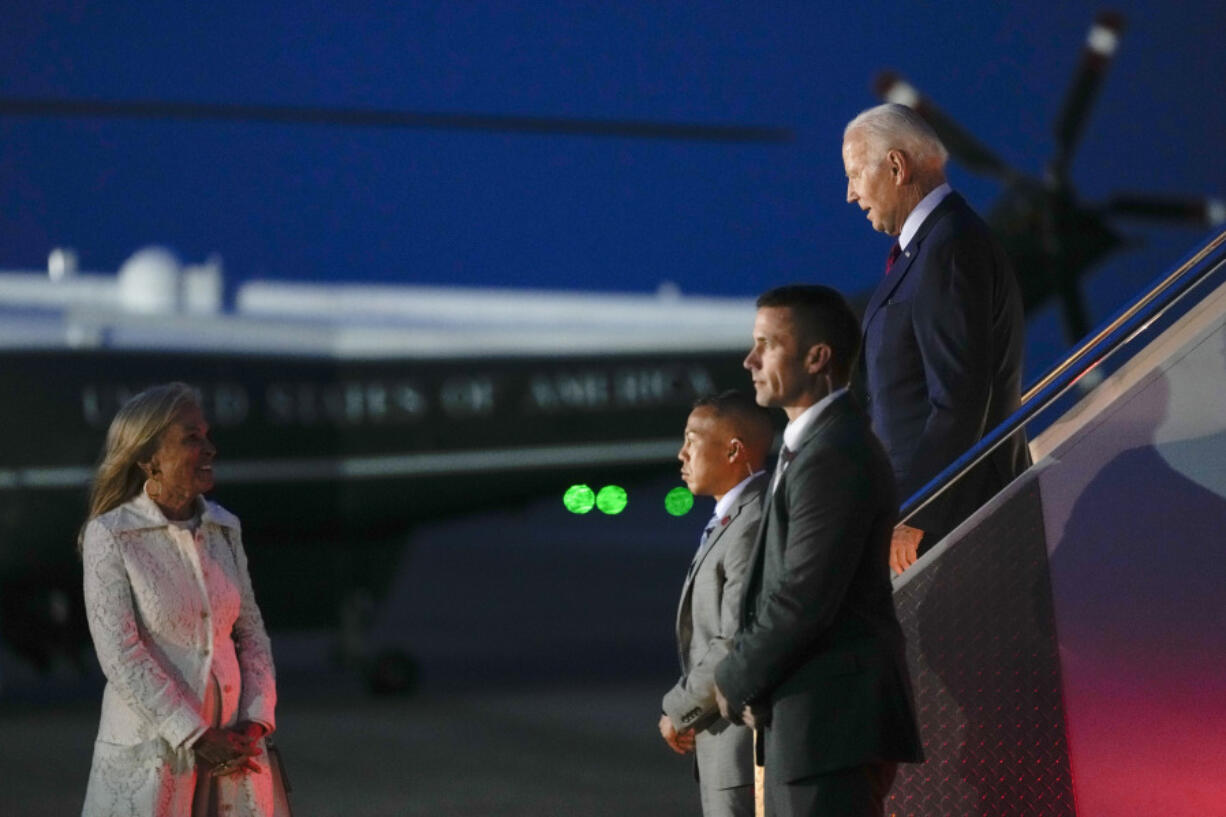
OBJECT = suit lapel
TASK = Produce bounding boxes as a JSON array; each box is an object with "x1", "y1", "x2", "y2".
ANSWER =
[
  {"x1": 678, "y1": 474, "x2": 767, "y2": 630},
  {"x1": 677, "y1": 521, "x2": 720, "y2": 618},
  {"x1": 741, "y1": 397, "x2": 853, "y2": 617},
  {"x1": 772, "y1": 393, "x2": 851, "y2": 495},
  {"x1": 862, "y1": 192, "x2": 966, "y2": 331},
  {"x1": 681, "y1": 473, "x2": 766, "y2": 593},
  {"x1": 744, "y1": 475, "x2": 776, "y2": 582},
  {"x1": 863, "y1": 253, "x2": 908, "y2": 327}
]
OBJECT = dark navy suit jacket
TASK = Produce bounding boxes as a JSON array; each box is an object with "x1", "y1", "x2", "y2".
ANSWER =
[{"x1": 861, "y1": 191, "x2": 1029, "y2": 547}]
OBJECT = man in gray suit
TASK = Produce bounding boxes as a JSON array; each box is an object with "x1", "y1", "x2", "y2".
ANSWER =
[{"x1": 661, "y1": 389, "x2": 774, "y2": 817}]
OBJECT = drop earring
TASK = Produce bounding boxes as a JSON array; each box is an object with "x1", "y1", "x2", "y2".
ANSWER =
[{"x1": 144, "y1": 469, "x2": 162, "y2": 500}]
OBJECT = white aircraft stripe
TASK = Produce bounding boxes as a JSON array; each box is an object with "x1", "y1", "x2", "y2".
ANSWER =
[{"x1": 0, "y1": 438, "x2": 681, "y2": 489}]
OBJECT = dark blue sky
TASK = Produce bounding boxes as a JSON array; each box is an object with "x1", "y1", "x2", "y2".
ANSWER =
[{"x1": 3, "y1": 1, "x2": 1224, "y2": 375}]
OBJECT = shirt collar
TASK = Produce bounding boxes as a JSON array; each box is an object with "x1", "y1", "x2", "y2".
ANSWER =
[
  {"x1": 782, "y1": 387, "x2": 848, "y2": 452},
  {"x1": 714, "y1": 469, "x2": 766, "y2": 520},
  {"x1": 899, "y1": 182, "x2": 952, "y2": 251},
  {"x1": 114, "y1": 490, "x2": 239, "y2": 533}
]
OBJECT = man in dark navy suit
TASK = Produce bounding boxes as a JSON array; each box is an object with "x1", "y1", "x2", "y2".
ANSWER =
[
  {"x1": 713, "y1": 285, "x2": 922, "y2": 817},
  {"x1": 842, "y1": 103, "x2": 1029, "y2": 574}
]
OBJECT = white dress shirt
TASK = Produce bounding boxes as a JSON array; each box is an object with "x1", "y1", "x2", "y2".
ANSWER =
[
  {"x1": 713, "y1": 469, "x2": 767, "y2": 523},
  {"x1": 774, "y1": 388, "x2": 849, "y2": 491},
  {"x1": 899, "y1": 182, "x2": 952, "y2": 252}
]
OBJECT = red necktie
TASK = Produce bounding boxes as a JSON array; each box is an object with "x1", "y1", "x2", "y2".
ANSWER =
[{"x1": 885, "y1": 241, "x2": 902, "y2": 275}]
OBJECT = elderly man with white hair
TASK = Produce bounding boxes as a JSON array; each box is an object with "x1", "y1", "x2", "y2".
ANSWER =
[{"x1": 843, "y1": 103, "x2": 1030, "y2": 574}]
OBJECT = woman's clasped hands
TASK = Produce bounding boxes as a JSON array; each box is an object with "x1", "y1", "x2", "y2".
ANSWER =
[{"x1": 193, "y1": 722, "x2": 267, "y2": 777}]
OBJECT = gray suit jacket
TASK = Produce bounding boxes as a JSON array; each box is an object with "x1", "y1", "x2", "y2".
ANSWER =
[{"x1": 663, "y1": 471, "x2": 766, "y2": 790}]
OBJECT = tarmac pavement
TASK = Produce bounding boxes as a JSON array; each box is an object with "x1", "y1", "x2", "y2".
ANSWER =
[
  {"x1": 2, "y1": 678, "x2": 702, "y2": 816},
  {"x1": 2, "y1": 472, "x2": 710, "y2": 815}
]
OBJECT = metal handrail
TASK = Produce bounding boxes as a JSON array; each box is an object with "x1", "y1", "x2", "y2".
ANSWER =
[{"x1": 898, "y1": 227, "x2": 1226, "y2": 528}]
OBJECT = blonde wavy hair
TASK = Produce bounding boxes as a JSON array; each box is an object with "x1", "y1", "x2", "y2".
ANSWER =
[{"x1": 80, "y1": 382, "x2": 202, "y2": 544}]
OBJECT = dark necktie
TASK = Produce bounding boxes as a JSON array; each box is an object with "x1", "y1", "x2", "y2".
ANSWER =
[
  {"x1": 772, "y1": 445, "x2": 797, "y2": 493},
  {"x1": 885, "y1": 241, "x2": 902, "y2": 275},
  {"x1": 686, "y1": 515, "x2": 721, "y2": 581}
]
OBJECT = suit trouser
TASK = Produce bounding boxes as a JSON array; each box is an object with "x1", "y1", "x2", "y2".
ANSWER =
[
  {"x1": 764, "y1": 762, "x2": 897, "y2": 817},
  {"x1": 698, "y1": 779, "x2": 754, "y2": 817}
]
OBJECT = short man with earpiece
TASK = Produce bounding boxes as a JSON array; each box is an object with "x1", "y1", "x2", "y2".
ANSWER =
[{"x1": 660, "y1": 390, "x2": 773, "y2": 817}]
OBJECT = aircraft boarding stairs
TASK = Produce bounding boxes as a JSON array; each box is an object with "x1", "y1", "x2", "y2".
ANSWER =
[{"x1": 886, "y1": 229, "x2": 1226, "y2": 817}]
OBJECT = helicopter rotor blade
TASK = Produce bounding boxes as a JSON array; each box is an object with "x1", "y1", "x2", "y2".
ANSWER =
[
  {"x1": 1103, "y1": 194, "x2": 1226, "y2": 226},
  {"x1": 0, "y1": 96, "x2": 791, "y2": 145},
  {"x1": 1049, "y1": 11, "x2": 1126, "y2": 184},
  {"x1": 873, "y1": 71, "x2": 1016, "y2": 182}
]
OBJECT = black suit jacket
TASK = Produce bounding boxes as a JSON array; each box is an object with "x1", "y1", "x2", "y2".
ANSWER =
[
  {"x1": 861, "y1": 191, "x2": 1030, "y2": 546},
  {"x1": 714, "y1": 394, "x2": 923, "y2": 782}
]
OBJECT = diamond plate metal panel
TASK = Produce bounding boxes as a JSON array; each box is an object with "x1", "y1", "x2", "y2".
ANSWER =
[{"x1": 888, "y1": 477, "x2": 1075, "y2": 816}]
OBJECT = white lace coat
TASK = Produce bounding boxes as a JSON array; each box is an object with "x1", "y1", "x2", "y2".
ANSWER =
[{"x1": 80, "y1": 492, "x2": 277, "y2": 817}]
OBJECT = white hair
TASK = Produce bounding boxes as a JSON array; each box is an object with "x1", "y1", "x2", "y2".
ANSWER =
[{"x1": 844, "y1": 103, "x2": 948, "y2": 168}]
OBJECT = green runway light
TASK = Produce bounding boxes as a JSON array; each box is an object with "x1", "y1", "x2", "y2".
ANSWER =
[
  {"x1": 563, "y1": 484, "x2": 596, "y2": 514},
  {"x1": 664, "y1": 486, "x2": 694, "y2": 517},
  {"x1": 596, "y1": 485, "x2": 628, "y2": 515}
]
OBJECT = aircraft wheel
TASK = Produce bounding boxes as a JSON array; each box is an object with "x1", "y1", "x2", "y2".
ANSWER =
[{"x1": 367, "y1": 648, "x2": 419, "y2": 696}]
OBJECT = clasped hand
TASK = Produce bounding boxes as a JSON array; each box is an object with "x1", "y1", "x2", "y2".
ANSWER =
[
  {"x1": 193, "y1": 722, "x2": 267, "y2": 776},
  {"x1": 714, "y1": 683, "x2": 765, "y2": 730},
  {"x1": 658, "y1": 714, "x2": 695, "y2": 755}
]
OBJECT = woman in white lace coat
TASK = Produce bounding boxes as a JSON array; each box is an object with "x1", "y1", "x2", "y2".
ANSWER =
[{"x1": 80, "y1": 383, "x2": 278, "y2": 817}]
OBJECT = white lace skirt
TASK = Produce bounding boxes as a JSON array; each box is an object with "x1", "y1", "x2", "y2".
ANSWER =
[{"x1": 82, "y1": 670, "x2": 275, "y2": 817}]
